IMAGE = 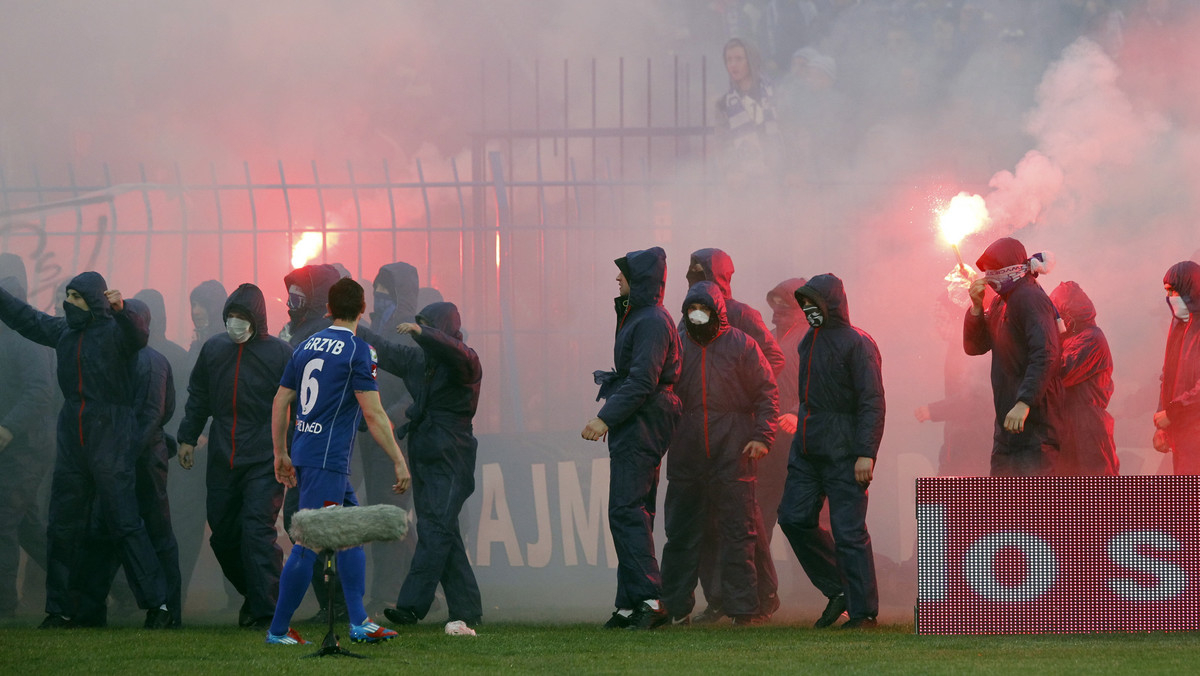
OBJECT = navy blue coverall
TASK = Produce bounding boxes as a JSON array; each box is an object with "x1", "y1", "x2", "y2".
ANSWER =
[
  {"x1": 1158, "y1": 261, "x2": 1200, "y2": 474},
  {"x1": 661, "y1": 282, "x2": 777, "y2": 620},
  {"x1": 777, "y1": 273, "x2": 885, "y2": 623},
  {"x1": 684, "y1": 248, "x2": 784, "y2": 617},
  {"x1": 762, "y1": 277, "x2": 807, "y2": 538},
  {"x1": 278, "y1": 264, "x2": 344, "y2": 613},
  {"x1": 355, "y1": 261, "x2": 419, "y2": 606},
  {"x1": 964, "y1": 237, "x2": 1064, "y2": 477},
  {"x1": 0, "y1": 255, "x2": 55, "y2": 617},
  {"x1": 361, "y1": 301, "x2": 483, "y2": 624},
  {"x1": 1049, "y1": 281, "x2": 1118, "y2": 476},
  {"x1": 0, "y1": 271, "x2": 166, "y2": 619},
  {"x1": 74, "y1": 298, "x2": 182, "y2": 626},
  {"x1": 172, "y1": 280, "x2": 227, "y2": 604},
  {"x1": 594, "y1": 247, "x2": 682, "y2": 610},
  {"x1": 178, "y1": 283, "x2": 292, "y2": 625}
]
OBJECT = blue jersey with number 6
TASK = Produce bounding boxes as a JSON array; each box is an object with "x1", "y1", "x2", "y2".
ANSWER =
[{"x1": 280, "y1": 325, "x2": 378, "y2": 474}]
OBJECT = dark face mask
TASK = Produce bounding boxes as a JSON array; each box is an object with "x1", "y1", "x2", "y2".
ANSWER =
[
  {"x1": 286, "y1": 292, "x2": 310, "y2": 323},
  {"x1": 686, "y1": 268, "x2": 707, "y2": 287},
  {"x1": 685, "y1": 314, "x2": 720, "y2": 344},
  {"x1": 63, "y1": 301, "x2": 91, "y2": 329},
  {"x1": 372, "y1": 292, "x2": 396, "y2": 326},
  {"x1": 803, "y1": 305, "x2": 825, "y2": 328}
]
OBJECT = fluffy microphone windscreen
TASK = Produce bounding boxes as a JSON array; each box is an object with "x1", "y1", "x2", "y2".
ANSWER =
[{"x1": 289, "y1": 504, "x2": 409, "y2": 552}]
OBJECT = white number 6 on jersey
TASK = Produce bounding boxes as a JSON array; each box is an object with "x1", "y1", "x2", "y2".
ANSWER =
[{"x1": 300, "y1": 358, "x2": 325, "y2": 415}]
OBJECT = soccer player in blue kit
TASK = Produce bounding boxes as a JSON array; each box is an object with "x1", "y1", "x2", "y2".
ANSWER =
[{"x1": 265, "y1": 278, "x2": 412, "y2": 645}]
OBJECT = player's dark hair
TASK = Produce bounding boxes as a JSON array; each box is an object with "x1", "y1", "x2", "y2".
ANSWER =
[{"x1": 328, "y1": 277, "x2": 366, "y2": 321}]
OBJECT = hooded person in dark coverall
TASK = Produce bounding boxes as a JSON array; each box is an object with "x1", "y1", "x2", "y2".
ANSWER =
[
  {"x1": 174, "y1": 280, "x2": 227, "y2": 606},
  {"x1": 1049, "y1": 282, "x2": 1119, "y2": 476},
  {"x1": 0, "y1": 255, "x2": 55, "y2": 618},
  {"x1": 0, "y1": 271, "x2": 170, "y2": 629},
  {"x1": 777, "y1": 273, "x2": 884, "y2": 629},
  {"x1": 278, "y1": 263, "x2": 345, "y2": 619},
  {"x1": 134, "y1": 291, "x2": 191, "y2": 566},
  {"x1": 965, "y1": 237, "x2": 1064, "y2": 477},
  {"x1": 72, "y1": 297, "x2": 182, "y2": 627},
  {"x1": 763, "y1": 278, "x2": 807, "y2": 543},
  {"x1": 583, "y1": 247, "x2": 682, "y2": 631},
  {"x1": 280, "y1": 264, "x2": 342, "y2": 347},
  {"x1": 362, "y1": 301, "x2": 484, "y2": 629},
  {"x1": 1154, "y1": 261, "x2": 1200, "y2": 474},
  {"x1": 915, "y1": 294, "x2": 994, "y2": 477},
  {"x1": 661, "y1": 281, "x2": 778, "y2": 625},
  {"x1": 357, "y1": 261, "x2": 419, "y2": 611},
  {"x1": 684, "y1": 248, "x2": 784, "y2": 624},
  {"x1": 134, "y1": 290, "x2": 189, "y2": 425},
  {"x1": 177, "y1": 283, "x2": 293, "y2": 628},
  {"x1": 188, "y1": 280, "x2": 228, "y2": 360}
]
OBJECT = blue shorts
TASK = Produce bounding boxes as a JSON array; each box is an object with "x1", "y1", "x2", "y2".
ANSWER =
[{"x1": 295, "y1": 466, "x2": 359, "y2": 511}]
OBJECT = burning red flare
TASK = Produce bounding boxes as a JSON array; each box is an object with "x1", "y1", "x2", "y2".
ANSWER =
[
  {"x1": 291, "y1": 231, "x2": 332, "y2": 269},
  {"x1": 936, "y1": 192, "x2": 990, "y2": 249},
  {"x1": 935, "y1": 193, "x2": 990, "y2": 307}
]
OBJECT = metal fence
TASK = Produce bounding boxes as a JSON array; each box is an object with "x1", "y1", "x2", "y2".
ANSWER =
[{"x1": 0, "y1": 56, "x2": 726, "y2": 434}]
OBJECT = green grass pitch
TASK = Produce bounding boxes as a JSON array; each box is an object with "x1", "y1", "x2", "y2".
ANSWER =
[{"x1": 4, "y1": 619, "x2": 1199, "y2": 674}]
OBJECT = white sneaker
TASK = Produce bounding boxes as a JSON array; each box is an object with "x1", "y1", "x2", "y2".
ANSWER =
[{"x1": 444, "y1": 620, "x2": 476, "y2": 636}]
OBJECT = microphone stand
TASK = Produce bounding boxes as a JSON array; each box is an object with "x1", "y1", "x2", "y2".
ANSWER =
[{"x1": 305, "y1": 551, "x2": 364, "y2": 659}]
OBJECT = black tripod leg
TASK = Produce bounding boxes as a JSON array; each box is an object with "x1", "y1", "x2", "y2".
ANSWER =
[{"x1": 306, "y1": 551, "x2": 364, "y2": 659}]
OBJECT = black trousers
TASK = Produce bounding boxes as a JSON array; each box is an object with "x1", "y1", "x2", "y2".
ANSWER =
[
  {"x1": 662, "y1": 456, "x2": 760, "y2": 618},
  {"x1": 208, "y1": 457, "x2": 284, "y2": 622},
  {"x1": 394, "y1": 434, "x2": 481, "y2": 623},
  {"x1": 46, "y1": 406, "x2": 165, "y2": 617},
  {"x1": 777, "y1": 452, "x2": 878, "y2": 620},
  {"x1": 74, "y1": 440, "x2": 180, "y2": 626},
  {"x1": 606, "y1": 391, "x2": 680, "y2": 609}
]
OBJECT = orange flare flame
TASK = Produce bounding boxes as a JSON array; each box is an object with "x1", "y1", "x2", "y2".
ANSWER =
[{"x1": 936, "y1": 192, "x2": 990, "y2": 247}]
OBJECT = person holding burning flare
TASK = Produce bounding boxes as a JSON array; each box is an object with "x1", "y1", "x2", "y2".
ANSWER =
[{"x1": 964, "y1": 237, "x2": 1064, "y2": 477}]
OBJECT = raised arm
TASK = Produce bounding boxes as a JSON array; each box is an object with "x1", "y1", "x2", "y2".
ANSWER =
[
  {"x1": 412, "y1": 326, "x2": 482, "y2": 384},
  {"x1": 0, "y1": 286, "x2": 67, "y2": 348},
  {"x1": 359, "y1": 324, "x2": 422, "y2": 379}
]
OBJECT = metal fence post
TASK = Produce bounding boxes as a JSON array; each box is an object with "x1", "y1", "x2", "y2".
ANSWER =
[{"x1": 488, "y1": 150, "x2": 525, "y2": 434}]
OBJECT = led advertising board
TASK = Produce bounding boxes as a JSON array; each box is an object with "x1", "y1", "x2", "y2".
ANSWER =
[{"x1": 915, "y1": 476, "x2": 1200, "y2": 634}]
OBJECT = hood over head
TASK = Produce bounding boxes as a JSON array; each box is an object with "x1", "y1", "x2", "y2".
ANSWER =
[
  {"x1": 416, "y1": 301, "x2": 463, "y2": 341},
  {"x1": 615, "y1": 247, "x2": 668, "y2": 309},
  {"x1": 682, "y1": 280, "x2": 729, "y2": 344},
  {"x1": 767, "y1": 276, "x2": 807, "y2": 327},
  {"x1": 1165, "y1": 260, "x2": 1200, "y2": 315},
  {"x1": 418, "y1": 286, "x2": 443, "y2": 308},
  {"x1": 133, "y1": 289, "x2": 168, "y2": 340},
  {"x1": 794, "y1": 273, "x2": 849, "y2": 327},
  {"x1": 725, "y1": 37, "x2": 765, "y2": 92},
  {"x1": 284, "y1": 263, "x2": 342, "y2": 320},
  {"x1": 123, "y1": 297, "x2": 151, "y2": 333},
  {"x1": 224, "y1": 283, "x2": 270, "y2": 339},
  {"x1": 67, "y1": 271, "x2": 111, "y2": 320},
  {"x1": 976, "y1": 237, "x2": 1029, "y2": 272},
  {"x1": 1049, "y1": 281, "x2": 1097, "y2": 333},
  {"x1": 190, "y1": 280, "x2": 228, "y2": 336},
  {"x1": 373, "y1": 261, "x2": 420, "y2": 319},
  {"x1": 0, "y1": 253, "x2": 28, "y2": 301},
  {"x1": 687, "y1": 248, "x2": 735, "y2": 299}
]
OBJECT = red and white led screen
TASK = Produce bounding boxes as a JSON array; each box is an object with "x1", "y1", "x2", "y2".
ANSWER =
[{"x1": 915, "y1": 476, "x2": 1200, "y2": 634}]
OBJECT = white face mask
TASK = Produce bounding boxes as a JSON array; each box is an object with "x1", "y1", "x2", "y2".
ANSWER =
[
  {"x1": 226, "y1": 317, "x2": 254, "y2": 344},
  {"x1": 687, "y1": 309, "x2": 711, "y2": 325},
  {"x1": 1169, "y1": 295, "x2": 1190, "y2": 321}
]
